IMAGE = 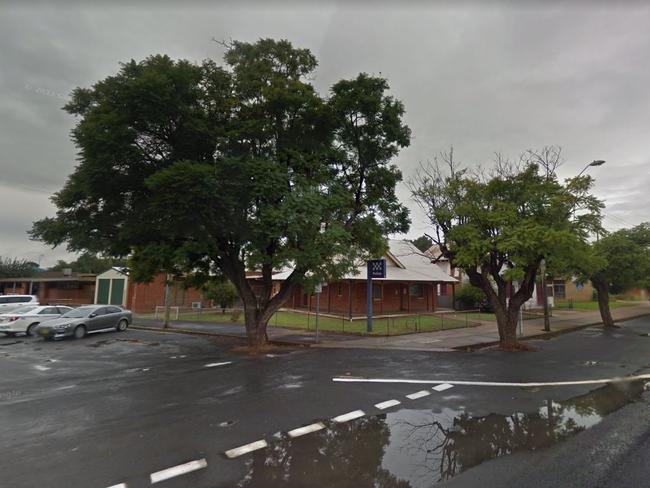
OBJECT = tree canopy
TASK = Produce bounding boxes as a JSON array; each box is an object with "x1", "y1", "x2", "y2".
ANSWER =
[
  {"x1": 31, "y1": 39, "x2": 410, "y2": 348},
  {"x1": 0, "y1": 257, "x2": 38, "y2": 278},
  {"x1": 578, "y1": 223, "x2": 650, "y2": 327},
  {"x1": 410, "y1": 148, "x2": 603, "y2": 348},
  {"x1": 411, "y1": 235, "x2": 434, "y2": 253},
  {"x1": 48, "y1": 251, "x2": 127, "y2": 274}
]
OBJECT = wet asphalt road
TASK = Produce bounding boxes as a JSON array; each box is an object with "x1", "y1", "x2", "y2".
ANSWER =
[{"x1": 0, "y1": 317, "x2": 649, "y2": 488}]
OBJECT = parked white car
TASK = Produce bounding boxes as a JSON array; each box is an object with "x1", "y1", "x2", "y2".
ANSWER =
[
  {"x1": 0, "y1": 295, "x2": 39, "y2": 314},
  {"x1": 0, "y1": 305, "x2": 72, "y2": 337}
]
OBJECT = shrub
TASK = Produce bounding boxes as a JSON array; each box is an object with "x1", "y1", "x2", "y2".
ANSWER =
[
  {"x1": 230, "y1": 309, "x2": 242, "y2": 322},
  {"x1": 455, "y1": 284, "x2": 487, "y2": 310}
]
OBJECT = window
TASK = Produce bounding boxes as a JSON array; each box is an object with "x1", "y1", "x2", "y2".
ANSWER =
[
  {"x1": 440, "y1": 283, "x2": 448, "y2": 295},
  {"x1": 372, "y1": 284, "x2": 382, "y2": 300},
  {"x1": 409, "y1": 284, "x2": 424, "y2": 298},
  {"x1": 553, "y1": 280, "x2": 566, "y2": 299},
  {"x1": 106, "y1": 306, "x2": 122, "y2": 314},
  {"x1": 94, "y1": 308, "x2": 108, "y2": 316},
  {"x1": 39, "y1": 307, "x2": 59, "y2": 315}
]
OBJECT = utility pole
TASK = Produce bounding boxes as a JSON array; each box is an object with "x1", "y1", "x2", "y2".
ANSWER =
[
  {"x1": 540, "y1": 259, "x2": 550, "y2": 332},
  {"x1": 314, "y1": 283, "x2": 322, "y2": 343},
  {"x1": 163, "y1": 273, "x2": 172, "y2": 329}
]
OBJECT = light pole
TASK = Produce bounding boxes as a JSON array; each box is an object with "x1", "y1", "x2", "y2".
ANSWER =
[
  {"x1": 576, "y1": 159, "x2": 605, "y2": 177},
  {"x1": 540, "y1": 259, "x2": 551, "y2": 332}
]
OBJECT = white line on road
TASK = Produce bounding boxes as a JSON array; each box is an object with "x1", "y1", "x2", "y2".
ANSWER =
[
  {"x1": 433, "y1": 383, "x2": 454, "y2": 392},
  {"x1": 150, "y1": 458, "x2": 207, "y2": 484},
  {"x1": 333, "y1": 410, "x2": 365, "y2": 423},
  {"x1": 406, "y1": 390, "x2": 431, "y2": 400},
  {"x1": 106, "y1": 483, "x2": 127, "y2": 488},
  {"x1": 287, "y1": 422, "x2": 326, "y2": 438},
  {"x1": 374, "y1": 399, "x2": 401, "y2": 410},
  {"x1": 204, "y1": 361, "x2": 232, "y2": 368},
  {"x1": 225, "y1": 440, "x2": 268, "y2": 459},
  {"x1": 34, "y1": 365, "x2": 50, "y2": 371},
  {"x1": 332, "y1": 373, "x2": 650, "y2": 388}
]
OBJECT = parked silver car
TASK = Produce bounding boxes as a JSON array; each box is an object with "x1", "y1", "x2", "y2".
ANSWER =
[
  {"x1": 0, "y1": 305, "x2": 73, "y2": 336},
  {"x1": 0, "y1": 295, "x2": 39, "y2": 313},
  {"x1": 36, "y1": 305, "x2": 132, "y2": 340}
]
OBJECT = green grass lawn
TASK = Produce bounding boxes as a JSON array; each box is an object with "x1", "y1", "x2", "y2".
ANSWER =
[
  {"x1": 135, "y1": 309, "x2": 479, "y2": 336},
  {"x1": 554, "y1": 300, "x2": 635, "y2": 310}
]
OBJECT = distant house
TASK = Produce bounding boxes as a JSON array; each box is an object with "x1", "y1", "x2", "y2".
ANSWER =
[
  {"x1": 0, "y1": 269, "x2": 96, "y2": 306},
  {"x1": 94, "y1": 268, "x2": 210, "y2": 313},
  {"x1": 271, "y1": 239, "x2": 457, "y2": 317}
]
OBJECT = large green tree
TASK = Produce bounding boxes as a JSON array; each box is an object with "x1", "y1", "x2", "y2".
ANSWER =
[
  {"x1": 410, "y1": 149, "x2": 602, "y2": 349},
  {"x1": 31, "y1": 39, "x2": 410, "y2": 348},
  {"x1": 580, "y1": 223, "x2": 650, "y2": 327}
]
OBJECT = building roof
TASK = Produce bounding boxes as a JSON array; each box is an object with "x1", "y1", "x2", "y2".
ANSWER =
[
  {"x1": 272, "y1": 239, "x2": 457, "y2": 283},
  {"x1": 0, "y1": 270, "x2": 97, "y2": 283}
]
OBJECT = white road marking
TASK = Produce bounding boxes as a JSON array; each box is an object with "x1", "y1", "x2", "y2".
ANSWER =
[
  {"x1": 225, "y1": 440, "x2": 268, "y2": 459},
  {"x1": 332, "y1": 373, "x2": 650, "y2": 388},
  {"x1": 205, "y1": 361, "x2": 232, "y2": 368},
  {"x1": 433, "y1": 383, "x2": 454, "y2": 392},
  {"x1": 406, "y1": 390, "x2": 431, "y2": 400},
  {"x1": 333, "y1": 410, "x2": 365, "y2": 423},
  {"x1": 150, "y1": 458, "x2": 207, "y2": 484},
  {"x1": 287, "y1": 422, "x2": 325, "y2": 438},
  {"x1": 34, "y1": 365, "x2": 50, "y2": 371},
  {"x1": 374, "y1": 399, "x2": 401, "y2": 410},
  {"x1": 106, "y1": 483, "x2": 127, "y2": 488}
]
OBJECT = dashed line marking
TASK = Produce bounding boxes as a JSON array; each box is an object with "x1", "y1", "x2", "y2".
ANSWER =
[
  {"x1": 333, "y1": 410, "x2": 365, "y2": 423},
  {"x1": 332, "y1": 373, "x2": 650, "y2": 387},
  {"x1": 374, "y1": 399, "x2": 401, "y2": 410},
  {"x1": 204, "y1": 361, "x2": 232, "y2": 368},
  {"x1": 106, "y1": 483, "x2": 127, "y2": 488},
  {"x1": 406, "y1": 390, "x2": 431, "y2": 400},
  {"x1": 287, "y1": 422, "x2": 325, "y2": 438},
  {"x1": 225, "y1": 439, "x2": 268, "y2": 459},
  {"x1": 34, "y1": 365, "x2": 50, "y2": 371},
  {"x1": 433, "y1": 383, "x2": 454, "y2": 392},
  {"x1": 150, "y1": 458, "x2": 207, "y2": 484}
]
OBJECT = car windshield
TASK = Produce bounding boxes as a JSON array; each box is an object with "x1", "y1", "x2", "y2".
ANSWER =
[
  {"x1": 61, "y1": 307, "x2": 96, "y2": 318},
  {"x1": 10, "y1": 306, "x2": 38, "y2": 314}
]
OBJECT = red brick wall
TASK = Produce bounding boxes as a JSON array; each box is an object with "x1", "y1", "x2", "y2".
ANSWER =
[
  {"x1": 285, "y1": 281, "x2": 437, "y2": 315},
  {"x1": 40, "y1": 283, "x2": 95, "y2": 305},
  {"x1": 127, "y1": 274, "x2": 210, "y2": 313}
]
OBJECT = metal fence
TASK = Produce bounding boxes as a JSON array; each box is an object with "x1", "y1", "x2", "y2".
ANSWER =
[{"x1": 137, "y1": 306, "x2": 499, "y2": 337}]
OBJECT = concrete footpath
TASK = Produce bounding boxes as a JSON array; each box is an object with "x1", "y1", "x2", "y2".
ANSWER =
[
  {"x1": 133, "y1": 302, "x2": 650, "y2": 351},
  {"x1": 314, "y1": 302, "x2": 650, "y2": 351}
]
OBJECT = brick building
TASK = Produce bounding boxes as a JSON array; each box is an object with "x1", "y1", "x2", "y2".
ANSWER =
[
  {"x1": 272, "y1": 240, "x2": 457, "y2": 317},
  {"x1": 94, "y1": 268, "x2": 210, "y2": 313},
  {"x1": 0, "y1": 270, "x2": 96, "y2": 306}
]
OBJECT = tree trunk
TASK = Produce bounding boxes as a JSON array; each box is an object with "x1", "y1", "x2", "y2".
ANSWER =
[
  {"x1": 493, "y1": 302, "x2": 519, "y2": 349},
  {"x1": 594, "y1": 281, "x2": 615, "y2": 328}
]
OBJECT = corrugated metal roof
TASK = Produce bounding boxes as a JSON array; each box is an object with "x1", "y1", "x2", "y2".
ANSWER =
[{"x1": 272, "y1": 239, "x2": 457, "y2": 283}]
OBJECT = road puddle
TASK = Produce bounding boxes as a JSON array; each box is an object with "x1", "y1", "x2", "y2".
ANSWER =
[{"x1": 235, "y1": 380, "x2": 647, "y2": 487}]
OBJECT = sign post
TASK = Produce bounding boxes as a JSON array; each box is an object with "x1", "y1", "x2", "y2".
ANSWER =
[{"x1": 367, "y1": 259, "x2": 386, "y2": 333}]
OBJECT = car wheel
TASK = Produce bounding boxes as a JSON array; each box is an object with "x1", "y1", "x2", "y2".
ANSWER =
[
  {"x1": 26, "y1": 323, "x2": 39, "y2": 337},
  {"x1": 73, "y1": 325, "x2": 87, "y2": 339},
  {"x1": 116, "y1": 319, "x2": 128, "y2": 332}
]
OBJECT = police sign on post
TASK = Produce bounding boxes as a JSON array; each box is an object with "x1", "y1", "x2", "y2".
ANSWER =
[{"x1": 368, "y1": 259, "x2": 386, "y2": 279}]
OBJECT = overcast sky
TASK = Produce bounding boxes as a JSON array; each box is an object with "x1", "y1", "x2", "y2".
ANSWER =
[{"x1": 2, "y1": 1, "x2": 649, "y2": 267}]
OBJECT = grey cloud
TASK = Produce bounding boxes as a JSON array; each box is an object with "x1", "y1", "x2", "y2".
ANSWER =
[{"x1": 2, "y1": 2, "x2": 650, "y2": 264}]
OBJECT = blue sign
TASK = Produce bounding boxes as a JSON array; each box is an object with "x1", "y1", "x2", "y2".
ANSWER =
[{"x1": 368, "y1": 259, "x2": 386, "y2": 279}]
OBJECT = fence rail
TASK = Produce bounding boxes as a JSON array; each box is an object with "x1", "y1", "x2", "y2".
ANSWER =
[{"x1": 136, "y1": 306, "x2": 490, "y2": 337}]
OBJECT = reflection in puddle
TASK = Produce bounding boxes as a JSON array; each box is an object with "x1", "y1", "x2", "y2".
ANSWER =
[{"x1": 236, "y1": 381, "x2": 646, "y2": 487}]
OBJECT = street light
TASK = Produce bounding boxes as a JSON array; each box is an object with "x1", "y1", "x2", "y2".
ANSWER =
[{"x1": 577, "y1": 159, "x2": 605, "y2": 177}]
